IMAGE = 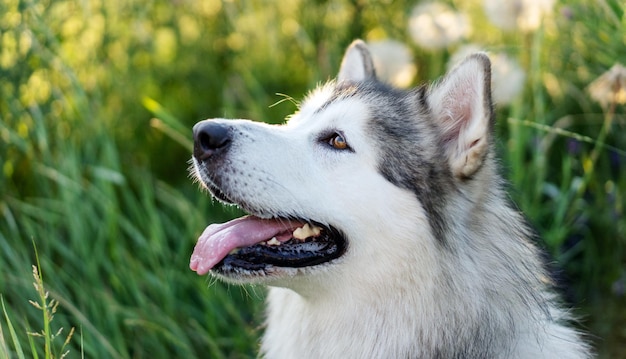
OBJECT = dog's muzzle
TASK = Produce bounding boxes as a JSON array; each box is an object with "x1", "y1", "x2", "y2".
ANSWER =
[
  {"x1": 193, "y1": 120, "x2": 231, "y2": 161},
  {"x1": 189, "y1": 119, "x2": 349, "y2": 278}
]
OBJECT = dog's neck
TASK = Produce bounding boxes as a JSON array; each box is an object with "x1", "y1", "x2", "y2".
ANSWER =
[{"x1": 258, "y1": 196, "x2": 568, "y2": 359}]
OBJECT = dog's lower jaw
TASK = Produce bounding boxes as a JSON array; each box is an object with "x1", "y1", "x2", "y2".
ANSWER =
[{"x1": 210, "y1": 260, "x2": 337, "y2": 286}]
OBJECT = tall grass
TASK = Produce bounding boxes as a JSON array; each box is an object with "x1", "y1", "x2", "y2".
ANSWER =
[
  {"x1": 1, "y1": 0, "x2": 625, "y2": 357},
  {"x1": 0, "y1": 2, "x2": 263, "y2": 353},
  {"x1": 1, "y1": 126, "x2": 263, "y2": 358},
  {"x1": 0, "y1": 100, "x2": 262, "y2": 357}
]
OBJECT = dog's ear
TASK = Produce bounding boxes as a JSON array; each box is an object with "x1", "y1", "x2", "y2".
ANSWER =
[
  {"x1": 428, "y1": 53, "x2": 494, "y2": 179},
  {"x1": 338, "y1": 40, "x2": 377, "y2": 82}
]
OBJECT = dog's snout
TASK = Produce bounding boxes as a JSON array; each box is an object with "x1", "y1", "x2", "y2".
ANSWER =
[{"x1": 193, "y1": 121, "x2": 231, "y2": 160}]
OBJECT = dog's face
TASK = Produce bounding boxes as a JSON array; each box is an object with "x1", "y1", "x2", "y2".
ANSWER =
[{"x1": 190, "y1": 40, "x2": 494, "y2": 291}]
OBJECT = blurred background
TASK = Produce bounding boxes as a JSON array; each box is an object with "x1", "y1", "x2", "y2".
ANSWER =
[{"x1": 0, "y1": 0, "x2": 624, "y2": 357}]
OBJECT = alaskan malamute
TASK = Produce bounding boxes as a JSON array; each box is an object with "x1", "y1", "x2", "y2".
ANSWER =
[{"x1": 189, "y1": 40, "x2": 591, "y2": 358}]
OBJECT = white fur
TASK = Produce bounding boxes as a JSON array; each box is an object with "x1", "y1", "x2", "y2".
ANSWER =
[{"x1": 192, "y1": 41, "x2": 591, "y2": 358}]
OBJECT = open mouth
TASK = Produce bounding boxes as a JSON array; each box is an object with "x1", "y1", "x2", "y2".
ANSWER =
[
  {"x1": 190, "y1": 210, "x2": 347, "y2": 277},
  {"x1": 189, "y1": 164, "x2": 347, "y2": 277}
]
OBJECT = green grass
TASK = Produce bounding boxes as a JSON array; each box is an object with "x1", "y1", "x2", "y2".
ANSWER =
[
  {"x1": 0, "y1": 100, "x2": 262, "y2": 357},
  {"x1": 0, "y1": 134, "x2": 263, "y2": 358},
  {"x1": 1, "y1": 0, "x2": 625, "y2": 357}
]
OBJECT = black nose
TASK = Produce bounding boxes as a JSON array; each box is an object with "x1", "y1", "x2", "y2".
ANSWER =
[{"x1": 193, "y1": 121, "x2": 231, "y2": 160}]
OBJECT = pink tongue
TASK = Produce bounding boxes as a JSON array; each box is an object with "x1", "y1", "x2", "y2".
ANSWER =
[{"x1": 190, "y1": 216, "x2": 304, "y2": 275}]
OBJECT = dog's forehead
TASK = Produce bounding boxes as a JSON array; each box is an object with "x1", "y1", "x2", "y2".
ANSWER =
[
  {"x1": 297, "y1": 83, "x2": 337, "y2": 117},
  {"x1": 288, "y1": 82, "x2": 371, "y2": 129}
]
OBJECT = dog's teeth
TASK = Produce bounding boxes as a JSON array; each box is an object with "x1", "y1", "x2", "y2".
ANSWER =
[
  {"x1": 293, "y1": 223, "x2": 322, "y2": 240},
  {"x1": 229, "y1": 248, "x2": 240, "y2": 255},
  {"x1": 267, "y1": 237, "x2": 281, "y2": 246}
]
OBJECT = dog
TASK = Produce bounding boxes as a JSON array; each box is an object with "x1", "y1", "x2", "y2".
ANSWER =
[{"x1": 189, "y1": 40, "x2": 591, "y2": 358}]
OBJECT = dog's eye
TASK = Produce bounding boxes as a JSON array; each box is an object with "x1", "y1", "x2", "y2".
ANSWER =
[{"x1": 328, "y1": 133, "x2": 348, "y2": 150}]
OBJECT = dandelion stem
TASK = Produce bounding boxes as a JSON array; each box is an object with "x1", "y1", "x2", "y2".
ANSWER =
[
  {"x1": 507, "y1": 118, "x2": 626, "y2": 157},
  {"x1": 578, "y1": 101, "x2": 616, "y2": 195}
]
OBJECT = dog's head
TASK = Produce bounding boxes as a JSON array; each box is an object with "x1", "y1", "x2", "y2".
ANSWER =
[{"x1": 189, "y1": 40, "x2": 495, "y2": 290}]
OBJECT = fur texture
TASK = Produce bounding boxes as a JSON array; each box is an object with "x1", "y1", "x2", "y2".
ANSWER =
[{"x1": 190, "y1": 40, "x2": 591, "y2": 358}]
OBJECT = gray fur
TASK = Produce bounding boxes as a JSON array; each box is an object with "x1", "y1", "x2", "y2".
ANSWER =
[{"x1": 190, "y1": 40, "x2": 592, "y2": 358}]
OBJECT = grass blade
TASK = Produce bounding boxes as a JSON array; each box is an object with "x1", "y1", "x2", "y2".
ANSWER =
[{"x1": 1, "y1": 296, "x2": 27, "y2": 359}]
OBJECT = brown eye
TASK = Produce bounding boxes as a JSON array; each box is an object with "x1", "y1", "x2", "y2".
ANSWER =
[{"x1": 329, "y1": 133, "x2": 348, "y2": 150}]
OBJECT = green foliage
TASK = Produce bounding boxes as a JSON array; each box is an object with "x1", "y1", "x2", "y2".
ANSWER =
[{"x1": 0, "y1": 0, "x2": 624, "y2": 357}]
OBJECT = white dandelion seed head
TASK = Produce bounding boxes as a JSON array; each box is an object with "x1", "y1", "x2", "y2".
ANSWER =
[
  {"x1": 483, "y1": 0, "x2": 556, "y2": 32},
  {"x1": 447, "y1": 44, "x2": 485, "y2": 71},
  {"x1": 588, "y1": 63, "x2": 626, "y2": 108},
  {"x1": 408, "y1": 2, "x2": 471, "y2": 50},
  {"x1": 490, "y1": 53, "x2": 526, "y2": 105},
  {"x1": 448, "y1": 46, "x2": 526, "y2": 106},
  {"x1": 367, "y1": 40, "x2": 417, "y2": 88}
]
